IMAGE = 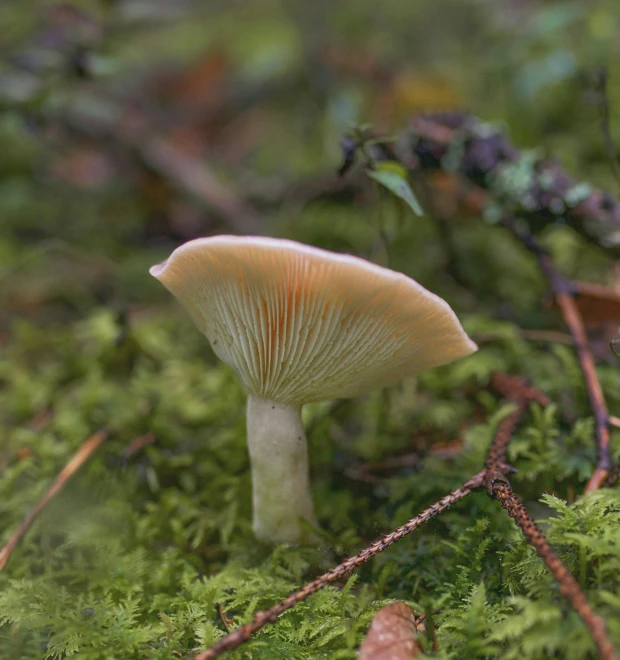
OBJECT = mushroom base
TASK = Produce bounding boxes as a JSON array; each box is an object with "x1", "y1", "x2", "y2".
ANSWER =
[{"x1": 246, "y1": 395, "x2": 319, "y2": 544}]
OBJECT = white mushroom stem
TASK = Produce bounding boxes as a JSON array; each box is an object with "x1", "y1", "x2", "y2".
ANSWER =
[{"x1": 246, "y1": 395, "x2": 319, "y2": 544}]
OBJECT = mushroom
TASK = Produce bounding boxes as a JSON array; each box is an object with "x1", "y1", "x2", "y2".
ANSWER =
[{"x1": 150, "y1": 236, "x2": 477, "y2": 544}]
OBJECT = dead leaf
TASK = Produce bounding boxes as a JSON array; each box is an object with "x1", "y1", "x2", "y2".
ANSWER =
[
  {"x1": 550, "y1": 281, "x2": 620, "y2": 361},
  {"x1": 358, "y1": 602, "x2": 421, "y2": 660},
  {"x1": 571, "y1": 281, "x2": 620, "y2": 324}
]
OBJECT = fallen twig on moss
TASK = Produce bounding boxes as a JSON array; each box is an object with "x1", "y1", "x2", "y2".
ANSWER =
[
  {"x1": 138, "y1": 137, "x2": 264, "y2": 235},
  {"x1": 191, "y1": 473, "x2": 483, "y2": 660},
  {"x1": 55, "y1": 106, "x2": 265, "y2": 236},
  {"x1": 484, "y1": 375, "x2": 617, "y2": 660},
  {"x1": 120, "y1": 432, "x2": 156, "y2": 460},
  {"x1": 0, "y1": 428, "x2": 109, "y2": 572},
  {"x1": 489, "y1": 481, "x2": 617, "y2": 660},
  {"x1": 194, "y1": 372, "x2": 618, "y2": 659},
  {"x1": 500, "y1": 217, "x2": 613, "y2": 492},
  {"x1": 484, "y1": 374, "x2": 617, "y2": 660},
  {"x1": 399, "y1": 112, "x2": 615, "y2": 493},
  {"x1": 486, "y1": 372, "x2": 550, "y2": 485}
]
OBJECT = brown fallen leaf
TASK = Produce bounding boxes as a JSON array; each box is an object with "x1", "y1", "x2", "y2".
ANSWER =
[
  {"x1": 550, "y1": 281, "x2": 620, "y2": 361},
  {"x1": 572, "y1": 281, "x2": 620, "y2": 325},
  {"x1": 358, "y1": 602, "x2": 421, "y2": 660}
]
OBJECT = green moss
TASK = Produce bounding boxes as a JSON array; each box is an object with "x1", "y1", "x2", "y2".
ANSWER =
[{"x1": 0, "y1": 308, "x2": 619, "y2": 658}]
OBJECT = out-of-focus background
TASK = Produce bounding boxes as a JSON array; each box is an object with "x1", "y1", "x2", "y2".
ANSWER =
[
  {"x1": 1, "y1": 0, "x2": 619, "y2": 321},
  {"x1": 1, "y1": 1, "x2": 620, "y2": 658}
]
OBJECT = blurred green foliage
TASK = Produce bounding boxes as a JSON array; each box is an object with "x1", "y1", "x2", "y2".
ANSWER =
[{"x1": 1, "y1": 0, "x2": 620, "y2": 658}]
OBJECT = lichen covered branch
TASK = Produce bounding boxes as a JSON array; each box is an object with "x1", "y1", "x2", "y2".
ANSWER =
[{"x1": 408, "y1": 113, "x2": 620, "y2": 253}]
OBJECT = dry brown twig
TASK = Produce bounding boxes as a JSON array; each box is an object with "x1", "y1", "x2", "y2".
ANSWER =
[
  {"x1": 486, "y1": 372, "x2": 551, "y2": 479},
  {"x1": 120, "y1": 432, "x2": 156, "y2": 460},
  {"x1": 500, "y1": 217, "x2": 613, "y2": 492},
  {"x1": 402, "y1": 113, "x2": 615, "y2": 493},
  {"x1": 138, "y1": 138, "x2": 264, "y2": 235},
  {"x1": 191, "y1": 473, "x2": 483, "y2": 660},
  {"x1": 485, "y1": 374, "x2": 617, "y2": 660},
  {"x1": 57, "y1": 106, "x2": 265, "y2": 236},
  {"x1": 0, "y1": 428, "x2": 109, "y2": 572},
  {"x1": 490, "y1": 482, "x2": 617, "y2": 660},
  {"x1": 193, "y1": 373, "x2": 618, "y2": 660}
]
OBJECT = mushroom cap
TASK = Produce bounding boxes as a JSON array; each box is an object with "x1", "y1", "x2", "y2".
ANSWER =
[{"x1": 150, "y1": 236, "x2": 477, "y2": 406}]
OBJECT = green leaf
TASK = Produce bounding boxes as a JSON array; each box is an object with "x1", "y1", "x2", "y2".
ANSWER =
[{"x1": 366, "y1": 162, "x2": 423, "y2": 216}]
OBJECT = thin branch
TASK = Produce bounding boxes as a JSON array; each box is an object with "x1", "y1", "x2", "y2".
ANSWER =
[
  {"x1": 557, "y1": 291, "x2": 611, "y2": 492},
  {"x1": 0, "y1": 428, "x2": 109, "y2": 572},
  {"x1": 501, "y1": 218, "x2": 612, "y2": 491},
  {"x1": 608, "y1": 415, "x2": 620, "y2": 429},
  {"x1": 395, "y1": 113, "x2": 615, "y2": 490},
  {"x1": 490, "y1": 482, "x2": 617, "y2": 660},
  {"x1": 484, "y1": 376, "x2": 617, "y2": 660},
  {"x1": 191, "y1": 473, "x2": 483, "y2": 660},
  {"x1": 483, "y1": 372, "x2": 549, "y2": 491},
  {"x1": 592, "y1": 67, "x2": 620, "y2": 192},
  {"x1": 485, "y1": 373, "x2": 549, "y2": 488},
  {"x1": 138, "y1": 138, "x2": 264, "y2": 235},
  {"x1": 394, "y1": 111, "x2": 617, "y2": 489},
  {"x1": 474, "y1": 329, "x2": 575, "y2": 346},
  {"x1": 120, "y1": 432, "x2": 156, "y2": 460},
  {"x1": 192, "y1": 372, "x2": 618, "y2": 659},
  {"x1": 57, "y1": 102, "x2": 265, "y2": 236}
]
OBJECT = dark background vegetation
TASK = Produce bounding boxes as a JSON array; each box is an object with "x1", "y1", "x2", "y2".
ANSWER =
[{"x1": 1, "y1": 1, "x2": 620, "y2": 658}]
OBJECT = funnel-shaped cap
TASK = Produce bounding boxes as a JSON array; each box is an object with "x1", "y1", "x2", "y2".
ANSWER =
[{"x1": 150, "y1": 236, "x2": 477, "y2": 406}]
